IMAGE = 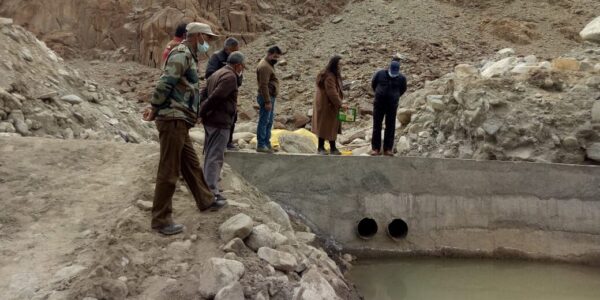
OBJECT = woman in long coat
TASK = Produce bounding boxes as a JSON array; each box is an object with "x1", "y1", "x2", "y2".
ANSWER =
[{"x1": 312, "y1": 55, "x2": 344, "y2": 155}]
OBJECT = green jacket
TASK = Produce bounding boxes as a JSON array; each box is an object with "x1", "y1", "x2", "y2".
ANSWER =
[{"x1": 151, "y1": 42, "x2": 200, "y2": 124}]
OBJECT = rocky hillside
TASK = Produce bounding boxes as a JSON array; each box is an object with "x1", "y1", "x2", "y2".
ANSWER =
[
  {"x1": 0, "y1": 20, "x2": 155, "y2": 143},
  {"x1": 0, "y1": 0, "x2": 348, "y2": 67}
]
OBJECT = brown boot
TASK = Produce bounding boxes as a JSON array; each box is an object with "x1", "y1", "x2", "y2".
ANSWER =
[
  {"x1": 383, "y1": 150, "x2": 394, "y2": 157},
  {"x1": 369, "y1": 149, "x2": 381, "y2": 156}
]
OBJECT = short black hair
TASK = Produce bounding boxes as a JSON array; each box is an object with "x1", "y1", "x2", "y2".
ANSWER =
[
  {"x1": 268, "y1": 46, "x2": 283, "y2": 55},
  {"x1": 175, "y1": 23, "x2": 188, "y2": 38}
]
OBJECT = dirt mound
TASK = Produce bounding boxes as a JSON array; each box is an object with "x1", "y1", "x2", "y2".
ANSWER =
[
  {"x1": 0, "y1": 22, "x2": 155, "y2": 142},
  {"x1": 481, "y1": 18, "x2": 542, "y2": 45}
]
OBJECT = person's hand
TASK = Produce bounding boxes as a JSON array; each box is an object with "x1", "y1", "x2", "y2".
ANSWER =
[
  {"x1": 265, "y1": 101, "x2": 272, "y2": 112},
  {"x1": 342, "y1": 103, "x2": 349, "y2": 110},
  {"x1": 142, "y1": 106, "x2": 156, "y2": 122}
]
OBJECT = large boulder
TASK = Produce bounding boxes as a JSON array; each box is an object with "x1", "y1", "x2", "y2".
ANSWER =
[
  {"x1": 219, "y1": 213, "x2": 254, "y2": 242},
  {"x1": 279, "y1": 133, "x2": 317, "y2": 154},
  {"x1": 257, "y1": 247, "x2": 298, "y2": 272},
  {"x1": 198, "y1": 258, "x2": 245, "y2": 298},
  {"x1": 246, "y1": 224, "x2": 288, "y2": 251},
  {"x1": 586, "y1": 143, "x2": 600, "y2": 162},
  {"x1": 292, "y1": 268, "x2": 341, "y2": 300},
  {"x1": 580, "y1": 16, "x2": 600, "y2": 43}
]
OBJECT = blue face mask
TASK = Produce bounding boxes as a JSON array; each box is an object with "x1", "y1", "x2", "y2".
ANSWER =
[{"x1": 197, "y1": 41, "x2": 210, "y2": 54}]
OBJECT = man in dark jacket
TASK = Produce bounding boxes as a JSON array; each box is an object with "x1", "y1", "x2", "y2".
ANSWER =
[
  {"x1": 370, "y1": 60, "x2": 408, "y2": 156},
  {"x1": 205, "y1": 37, "x2": 241, "y2": 150},
  {"x1": 200, "y1": 51, "x2": 245, "y2": 201}
]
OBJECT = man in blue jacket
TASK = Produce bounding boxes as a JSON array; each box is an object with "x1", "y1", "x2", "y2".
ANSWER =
[{"x1": 370, "y1": 60, "x2": 407, "y2": 156}]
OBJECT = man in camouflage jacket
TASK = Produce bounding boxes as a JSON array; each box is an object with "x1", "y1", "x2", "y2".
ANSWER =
[{"x1": 144, "y1": 22, "x2": 226, "y2": 236}]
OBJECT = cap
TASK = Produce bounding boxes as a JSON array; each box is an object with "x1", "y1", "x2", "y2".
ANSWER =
[
  {"x1": 227, "y1": 51, "x2": 246, "y2": 65},
  {"x1": 390, "y1": 61, "x2": 401, "y2": 77},
  {"x1": 186, "y1": 22, "x2": 218, "y2": 36}
]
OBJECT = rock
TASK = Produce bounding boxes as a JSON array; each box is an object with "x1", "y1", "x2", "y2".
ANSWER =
[
  {"x1": 264, "y1": 202, "x2": 293, "y2": 232},
  {"x1": 339, "y1": 128, "x2": 368, "y2": 145},
  {"x1": 296, "y1": 232, "x2": 316, "y2": 244},
  {"x1": 497, "y1": 48, "x2": 516, "y2": 57},
  {"x1": 482, "y1": 119, "x2": 503, "y2": 135},
  {"x1": 562, "y1": 136, "x2": 580, "y2": 150},
  {"x1": 592, "y1": 101, "x2": 600, "y2": 123},
  {"x1": 293, "y1": 113, "x2": 311, "y2": 128},
  {"x1": 215, "y1": 282, "x2": 244, "y2": 300},
  {"x1": 60, "y1": 94, "x2": 83, "y2": 105},
  {"x1": 232, "y1": 132, "x2": 255, "y2": 143},
  {"x1": 267, "y1": 275, "x2": 290, "y2": 296},
  {"x1": 292, "y1": 267, "x2": 341, "y2": 300},
  {"x1": 168, "y1": 240, "x2": 192, "y2": 253},
  {"x1": 198, "y1": 258, "x2": 245, "y2": 298},
  {"x1": 454, "y1": 64, "x2": 479, "y2": 78},
  {"x1": 331, "y1": 17, "x2": 343, "y2": 24},
  {"x1": 246, "y1": 224, "x2": 288, "y2": 251},
  {"x1": 427, "y1": 95, "x2": 445, "y2": 111},
  {"x1": 239, "y1": 109, "x2": 257, "y2": 121},
  {"x1": 257, "y1": 247, "x2": 298, "y2": 272},
  {"x1": 0, "y1": 122, "x2": 16, "y2": 133},
  {"x1": 397, "y1": 136, "x2": 411, "y2": 153},
  {"x1": 359, "y1": 103, "x2": 373, "y2": 116},
  {"x1": 511, "y1": 63, "x2": 539, "y2": 74},
  {"x1": 586, "y1": 143, "x2": 600, "y2": 162},
  {"x1": 580, "y1": 16, "x2": 600, "y2": 43},
  {"x1": 352, "y1": 145, "x2": 371, "y2": 156},
  {"x1": 279, "y1": 133, "x2": 316, "y2": 154},
  {"x1": 481, "y1": 57, "x2": 518, "y2": 78},
  {"x1": 235, "y1": 122, "x2": 257, "y2": 134},
  {"x1": 551, "y1": 58, "x2": 580, "y2": 71},
  {"x1": 223, "y1": 252, "x2": 238, "y2": 260},
  {"x1": 0, "y1": 17, "x2": 13, "y2": 26},
  {"x1": 8, "y1": 110, "x2": 29, "y2": 136},
  {"x1": 222, "y1": 238, "x2": 248, "y2": 255},
  {"x1": 397, "y1": 109, "x2": 413, "y2": 126},
  {"x1": 189, "y1": 129, "x2": 205, "y2": 144},
  {"x1": 135, "y1": 199, "x2": 152, "y2": 211},
  {"x1": 219, "y1": 213, "x2": 254, "y2": 242}
]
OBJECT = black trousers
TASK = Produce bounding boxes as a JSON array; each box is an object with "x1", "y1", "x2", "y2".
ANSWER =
[
  {"x1": 227, "y1": 112, "x2": 237, "y2": 145},
  {"x1": 372, "y1": 99, "x2": 399, "y2": 151}
]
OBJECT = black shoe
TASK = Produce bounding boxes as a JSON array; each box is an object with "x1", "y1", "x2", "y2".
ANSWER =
[
  {"x1": 215, "y1": 194, "x2": 227, "y2": 201},
  {"x1": 330, "y1": 149, "x2": 342, "y2": 156},
  {"x1": 155, "y1": 224, "x2": 184, "y2": 236},
  {"x1": 209, "y1": 199, "x2": 227, "y2": 211},
  {"x1": 227, "y1": 143, "x2": 239, "y2": 151}
]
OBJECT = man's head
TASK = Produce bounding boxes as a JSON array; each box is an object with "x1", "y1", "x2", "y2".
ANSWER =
[
  {"x1": 227, "y1": 51, "x2": 246, "y2": 76},
  {"x1": 266, "y1": 46, "x2": 283, "y2": 65},
  {"x1": 186, "y1": 22, "x2": 218, "y2": 53},
  {"x1": 389, "y1": 61, "x2": 401, "y2": 78},
  {"x1": 174, "y1": 23, "x2": 188, "y2": 39},
  {"x1": 224, "y1": 37, "x2": 240, "y2": 54}
]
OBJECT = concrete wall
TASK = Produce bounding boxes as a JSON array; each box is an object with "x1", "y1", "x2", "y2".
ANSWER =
[{"x1": 225, "y1": 152, "x2": 600, "y2": 264}]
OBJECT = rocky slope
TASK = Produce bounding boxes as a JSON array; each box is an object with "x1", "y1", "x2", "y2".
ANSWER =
[
  {"x1": 0, "y1": 20, "x2": 155, "y2": 143},
  {"x1": 0, "y1": 137, "x2": 360, "y2": 300},
  {"x1": 0, "y1": 0, "x2": 348, "y2": 67}
]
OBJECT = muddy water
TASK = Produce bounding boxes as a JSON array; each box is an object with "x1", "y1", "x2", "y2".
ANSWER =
[{"x1": 348, "y1": 258, "x2": 600, "y2": 300}]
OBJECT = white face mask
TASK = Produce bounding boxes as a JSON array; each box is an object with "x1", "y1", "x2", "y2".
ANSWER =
[
  {"x1": 388, "y1": 70, "x2": 399, "y2": 78},
  {"x1": 197, "y1": 41, "x2": 210, "y2": 54}
]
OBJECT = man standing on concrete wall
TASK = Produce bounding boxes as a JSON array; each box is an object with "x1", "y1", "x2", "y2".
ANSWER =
[
  {"x1": 205, "y1": 37, "x2": 241, "y2": 151},
  {"x1": 200, "y1": 52, "x2": 246, "y2": 201},
  {"x1": 144, "y1": 22, "x2": 225, "y2": 236},
  {"x1": 370, "y1": 59, "x2": 408, "y2": 156},
  {"x1": 255, "y1": 46, "x2": 283, "y2": 153}
]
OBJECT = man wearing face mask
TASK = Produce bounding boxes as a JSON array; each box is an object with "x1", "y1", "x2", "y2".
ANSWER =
[
  {"x1": 370, "y1": 59, "x2": 408, "y2": 157},
  {"x1": 143, "y1": 22, "x2": 223, "y2": 236},
  {"x1": 199, "y1": 52, "x2": 246, "y2": 201},
  {"x1": 255, "y1": 46, "x2": 283, "y2": 153}
]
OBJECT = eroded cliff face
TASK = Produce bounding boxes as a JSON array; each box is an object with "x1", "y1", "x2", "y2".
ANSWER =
[{"x1": 0, "y1": 0, "x2": 347, "y2": 67}]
